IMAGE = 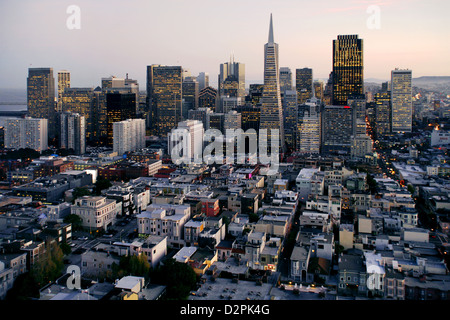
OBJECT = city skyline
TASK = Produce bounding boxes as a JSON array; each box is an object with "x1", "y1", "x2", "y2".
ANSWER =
[{"x1": 0, "y1": 0, "x2": 449, "y2": 89}]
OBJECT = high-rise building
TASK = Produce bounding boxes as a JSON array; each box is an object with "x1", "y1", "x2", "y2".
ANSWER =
[
  {"x1": 59, "y1": 112, "x2": 85, "y2": 155},
  {"x1": 259, "y1": 14, "x2": 285, "y2": 152},
  {"x1": 247, "y1": 84, "x2": 264, "y2": 106},
  {"x1": 27, "y1": 68, "x2": 56, "y2": 140},
  {"x1": 347, "y1": 93, "x2": 366, "y2": 136},
  {"x1": 60, "y1": 87, "x2": 95, "y2": 140},
  {"x1": 113, "y1": 118, "x2": 146, "y2": 155},
  {"x1": 282, "y1": 90, "x2": 298, "y2": 151},
  {"x1": 296, "y1": 68, "x2": 313, "y2": 105},
  {"x1": 224, "y1": 111, "x2": 242, "y2": 130},
  {"x1": 4, "y1": 117, "x2": 48, "y2": 152},
  {"x1": 198, "y1": 86, "x2": 218, "y2": 111},
  {"x1": 188, "y1": 107, "x2": 213, "y2": 129},
  {"x1": 207, "y1": 113, "x2": 225, "y2": 132},
  {"x1": 168, "y1": 119, "x2": 204, "y2": 163},
  {"x1": 57, "y1": 70, "x2": 70, "y2": 112},
  {"x1": 322, "y1": 105, "x2": 353, "y2": 154},
  {"x1": 374, "y1": 91, "x2": 391, "y2": 137},
  {"x1": 279, "y1": 67, "x2": 292, "y2": 92},
  {"x1": 182, "y1": 76, "x2": 199, "y2": 119},
  {"x1": 197, "y1": 72, "x2": 209, "y2": 91},
  {"x1": 236, "y1": 105, "x2": 260, "y2": 131},
  {"x1": 299, "y1": 104, "x2": 321, "y2": 155},
  {"x1": 313, "y1": 81, "x2": 324, "y2": 102},
  {"x1": 391, "y1": 69, "x2": 412, "y2": 133},
  {"x1": 91, "y1": 87, "x2": 108, "y2": 145},
  {"x1": 219, "y1": 96, "x2": 242, "y2": 113},
  {"x1": 218, "y1": 58, "x2": 245, "y2": 99},
  {"x1": 146, "y1": 65, "x2": 183, "y2": 136},
  {"x1": 106, "y1": 92, "x2": 138, "y2": 146},
  {"x1": 102, "y1": 75, "x2": 140, "y2": 110},
  {"x1": 332, "y1": 35, "x2": 364, "y2": 106},
  {"x1": 351, "y1": 134, "x2": 373, "y2": 159}
]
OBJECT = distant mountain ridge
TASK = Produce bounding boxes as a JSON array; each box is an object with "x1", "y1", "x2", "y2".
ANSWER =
[{"x1": 412, "y1": 76, "x2": 450, "y2": 84}]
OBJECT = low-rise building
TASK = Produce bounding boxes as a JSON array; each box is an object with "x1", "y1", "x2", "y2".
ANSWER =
[{"x1": 71, "y1": 196, "x2": 119, "y2": 231}]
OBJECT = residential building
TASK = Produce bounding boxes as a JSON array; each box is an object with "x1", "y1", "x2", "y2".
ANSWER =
[{"x1": 71, "y1": 196, "x2": 119, "y2": 231}]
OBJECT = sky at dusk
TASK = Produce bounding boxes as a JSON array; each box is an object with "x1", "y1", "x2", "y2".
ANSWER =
[{"x1": 0, "y1": 0, "x2": 449, "y2": 90}]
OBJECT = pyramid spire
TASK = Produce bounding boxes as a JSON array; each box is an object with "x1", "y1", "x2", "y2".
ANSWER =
[{"x1": 268, "y1": 13, "x2": 274, "y2": 43}]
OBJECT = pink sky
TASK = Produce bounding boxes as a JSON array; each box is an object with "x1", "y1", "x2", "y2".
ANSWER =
[{"x1": 0, "y1": 0, "x2": 449, "y2": 88}]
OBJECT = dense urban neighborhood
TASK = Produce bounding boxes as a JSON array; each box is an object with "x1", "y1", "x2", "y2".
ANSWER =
[{"x1": 0, "y1": 5, "x2": 449, "y2": 303}]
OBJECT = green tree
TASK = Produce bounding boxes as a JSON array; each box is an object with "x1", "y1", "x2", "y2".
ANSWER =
[
  {"x1": 63, "y1": 214, "x2": 83, "y2": 231},
  {"x1": 32, "y1": 240, "x2": 65, "y2": 287},
  {"x1": 95, "y1": 177, "x2": 112, "y2": 195},
  {"x1": 71, "y1": 187, "x2": 91, "y2": 203},
  {"x1": 150, "y1": 258, "x2": 197, "y2": 300},
  {"x1": 60, "y1": 242, "x2": 72, "y2": 255},
  {"x1": 108, "y1": 254, "x2": 150, "y2": 280}
]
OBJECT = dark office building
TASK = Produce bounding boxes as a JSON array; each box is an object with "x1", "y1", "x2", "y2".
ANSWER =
[
  {"x1": 236, "y1": 105, "x2": 260, "y2": 131},
  {"x1": 296, "y1": 68, "x2": 313, "y2": 105},
  {"x1": 198, "y1": 86, "x2": 219, "y2": 111},
  {"x1": 182, "y1": 77, "x2": 199, "y2": 119},
  {"x1": 27, "y1": 67, "x2": 56, "y2": 141},
  {"x1": 374, "y1": 91, "x2": 391, "y2": 138},
  {"x1": 321, "y1": 105, "x2": 353, "y2": 154},
  {"x1": 106, "y1": 92, "x2": 137, "y2": 146}
]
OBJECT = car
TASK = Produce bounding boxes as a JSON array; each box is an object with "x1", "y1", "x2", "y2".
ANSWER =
[
  {"x1": 104, "y1": 234, "x2": 113, "y2": 238},
  {"x1": 79, "y1": 236, "x2": 88, "y2": 241}
]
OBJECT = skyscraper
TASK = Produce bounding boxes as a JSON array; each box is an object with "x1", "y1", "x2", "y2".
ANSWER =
[
  {"x1": 347, "y1": 93, "x2": 366, "y2": 136},
  {"x1": 374, "y1": 91, "x2": 391, "y2": 137},
  {"x1": 57, "y1": 70, "x2": 70, "y2": 112},
  {"x1": 198, "y1": 86, "x2": 218, "y2": 111},
  {"x1": 113, "y1": 118, "x2": 146, "y2": 155},
  {"x1": 182, "y1": 76, "x2": 199, "y2": 119},
  {"x1": 27, "y1": 68, "x2": 56, "y2": 140},
  {"x1": 106, "y1": 92, "x2": 137, "y2": 145},
  {"x1": 279, "y1": 67, "x2": 292, "y2": 92},
  {"x1": 282, "y1": 90, "x2": 298, "y2": 151},
  {"x1": 259, "y1": 14, "x2": 285, "y2": 152},
  {"x1": 236, "y1": 105, "x2": 260, "y2": 132},
  {"x1": 296, "y1": 68, "x2": 313, "y2": 105},
  {"x1": 197, "y1": 72, "x2": 209, "y2": 91},
  {"x1": 4, "y1": 117, "x2": 48, "y2": 152},
  {"x1": 59, "y1": 112, "x2": 85, "y2": 155},
  {"x1": 168, "y1": 119, "x2": 204, "y2": 163},
  {"x1": 313, "y1": 81, "x2": 324, "y2": 102},
  {"x1": 147, "y1": 65, "x2": 183, "y2": 136},
  {"x1": 60, "y1": 87, "x2": 95, "y2": 140},
  {"x1": 218, "y1": 58, "x2": 245, "y2": 99},
  {"x1": 322, "y1": 105, "x2": 353, "y2": 154},
  {"x1": 299, "y1": 104, "x2": 321, "y2": 155},
  {"x1": 391, "y1": 68, "x2": 412, "y2": 133},
  {"x1": 332, "y1": 35, "x2": 364, "y2": 106}
]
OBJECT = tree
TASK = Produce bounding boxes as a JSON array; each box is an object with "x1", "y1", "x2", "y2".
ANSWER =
[
  {"x1": 108, "y1": 254, "x2": 150, "y2": 281},
  {"x1": 32, "y1": 240, "x2": 65, "y2": 287},
  {"x1": 95, "y1": 177, "x2": 112, "y2": 195},
  {"x1": 150, "y1": 258, "x2": 197, "y2": 300},
  {"x1": 71, "y1": 187, "x2": 91, "y2": 203},
  {"x1": 63, "y1": 214, "x2": 83, "y2": 231}
]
